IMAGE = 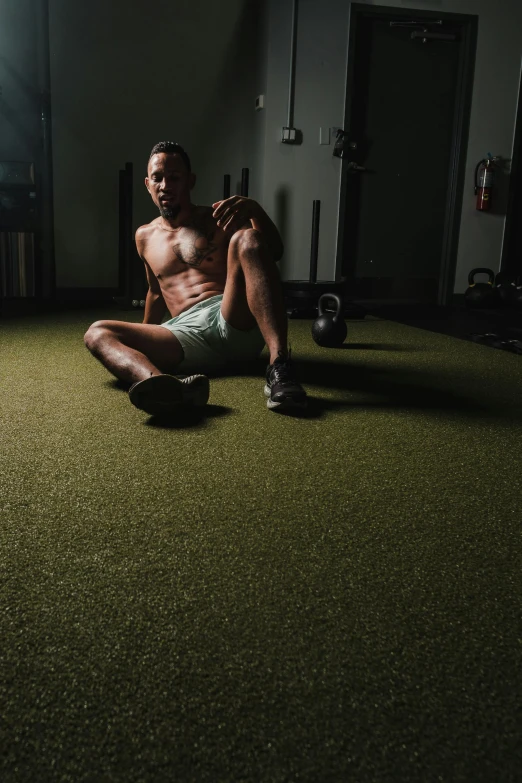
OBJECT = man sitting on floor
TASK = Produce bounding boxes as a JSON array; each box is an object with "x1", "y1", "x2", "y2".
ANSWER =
[{"x1": 84, "y1": 141, "x2": 307, "y2": 415}]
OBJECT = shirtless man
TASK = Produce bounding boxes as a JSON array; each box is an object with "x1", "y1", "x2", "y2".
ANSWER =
[{"x1": 84, "y1": 141, "x2": 307, "y2": 416}]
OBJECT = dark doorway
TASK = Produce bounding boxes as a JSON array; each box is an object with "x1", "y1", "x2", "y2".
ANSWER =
[{"x1": 337, "y1": 4, "x2": 477, "y2": 306}]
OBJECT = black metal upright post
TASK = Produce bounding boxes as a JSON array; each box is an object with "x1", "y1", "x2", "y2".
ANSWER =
[
  {"x1": 223, "y1": 175, "x2": 231, "y2": 199},
  {"x1": 309, "y1": 200, "x2": 320, "y2": 284},
  {"x1": 114, "y1": 162, "x2": 143, "y2": 309},
  {"x1": 241, "y1": 168, "x2": 249, "y2": 197},
  {"x1": 124, "y1": 162, "x2": 133, "y2": 296},
  {"x1": 117, "y1": 167, "x2": 127, "y2": 297}
]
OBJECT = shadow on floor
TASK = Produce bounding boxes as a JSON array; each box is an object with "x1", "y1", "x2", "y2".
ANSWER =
[
  {"x1": 107, "y1": 343, "x2": 521, "y2": 426},
  {"x1": 364, "y1": 302, "x2": 522, "y2": 346}
]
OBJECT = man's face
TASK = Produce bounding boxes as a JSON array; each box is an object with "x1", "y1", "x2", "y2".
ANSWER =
[{"x1": 145, "y1": 153, "x2": 195, "y2": 219}]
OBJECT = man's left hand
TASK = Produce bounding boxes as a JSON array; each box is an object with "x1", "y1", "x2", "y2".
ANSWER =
[{"x1": 212, "y1": 196, "x2": 260, "y2": 234}]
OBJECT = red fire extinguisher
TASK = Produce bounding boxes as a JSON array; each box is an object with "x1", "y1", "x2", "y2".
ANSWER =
[{"x1": 474, "y1": 154, "x2": 496, "y2": 211}]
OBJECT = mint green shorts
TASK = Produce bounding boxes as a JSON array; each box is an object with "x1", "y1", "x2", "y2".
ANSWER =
[{"x1": 160, "y1": 294, "x2": 265, "y2": 373}]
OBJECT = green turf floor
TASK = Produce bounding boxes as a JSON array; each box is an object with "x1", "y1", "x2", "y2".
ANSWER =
[{"x1": 1, "y1": 308, "x2": 521, "y2": 782}]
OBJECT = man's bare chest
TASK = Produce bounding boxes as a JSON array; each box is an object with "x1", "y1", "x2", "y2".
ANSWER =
[{"x1": 146, "y1": 212, "x2": 228, "y2": 279}]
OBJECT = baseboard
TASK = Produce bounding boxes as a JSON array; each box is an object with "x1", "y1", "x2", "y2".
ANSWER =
[
  {"x1": 0, "y1": 288, "x2": 126, "y2": 317},
  {"x1": 56, "y1": 287, "x2": 121, "y2": 304}
]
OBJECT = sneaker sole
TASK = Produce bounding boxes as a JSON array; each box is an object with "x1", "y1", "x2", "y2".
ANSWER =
[
  {"x1": 263, "y1": 383, "x2": 308, "y2": 411},
  {"x1": 176, "y1": 375, "x2": 210, "y2": 406},
  {"x1": 129, "y1": 374, "x2": 209, "y2": 415}
]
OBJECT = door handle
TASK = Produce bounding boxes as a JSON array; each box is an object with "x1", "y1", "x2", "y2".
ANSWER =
[{"x1": 346, "y1": 161, "x2": 367, "y2": 171}]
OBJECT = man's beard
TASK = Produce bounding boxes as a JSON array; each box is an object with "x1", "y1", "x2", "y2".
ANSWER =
[{"x1": 159, "y1": 203, "x2": 181, "y2": 220}]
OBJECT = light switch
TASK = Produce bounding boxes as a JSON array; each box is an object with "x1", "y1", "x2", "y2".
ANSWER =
[{"x1": 319, "y1": 127, "x2": 331, "y2": 145}]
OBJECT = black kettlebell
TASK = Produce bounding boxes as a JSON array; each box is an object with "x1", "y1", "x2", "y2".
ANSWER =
[
  {"x1": 311, "y1": 293, "x2": 347, "y2": 347},
  {"x1": 495, "y1": 272, "x2": 518, "y2": 308},
  {"x1": 465, "y1": 268, "x2": 499, "y2": 309}
]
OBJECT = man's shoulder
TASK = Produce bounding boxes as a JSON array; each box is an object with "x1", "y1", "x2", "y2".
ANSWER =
[
  {"x1": 136, "y1": 218, "x2": 160, "y2": 240},
  {"x1": 135, "y1": 221, "x2": 161, "y2": 263}
]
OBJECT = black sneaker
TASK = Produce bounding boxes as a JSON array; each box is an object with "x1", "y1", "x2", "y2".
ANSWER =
[
  {"x1": 264, "y1": 350, "x2": 307, "y2": 411},
  {"x1": 129, "y1": 373, "x2": 209, "y2": 415},
  {"x1": 174, "y1": 375, "x2": 211, "y2": 405}
]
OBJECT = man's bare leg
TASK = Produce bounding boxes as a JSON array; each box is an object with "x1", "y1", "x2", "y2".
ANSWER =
[
  {"x1": 85, "y1": 330, "x2": 163, "y2": 385},
  {"x1": 223, "y1": 231, "x2": 289, "y2": 364},
  {"x1": 245, "y1": 256, "x2": 289, "y2": 366},
  {"x1": 83, "y1": 322, "x2": 185, "y2": 385},
  {"x1": 91, "y1": 338, "x2": 163, "y2": 385},
  {"x1": 222, "y1": 230, "x2": 307, "y2": 410},
  {"x1": 84, "y1": 324, "x2": 209, "y2": 413}
]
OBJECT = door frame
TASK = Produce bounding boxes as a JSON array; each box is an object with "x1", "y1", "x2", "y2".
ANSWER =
[
  {"x1": 336, "y1": 3, "x2": 478, "y2": 306},
  {"x1": 500, "y1": 61, "x2": 522, "y2": 281}
]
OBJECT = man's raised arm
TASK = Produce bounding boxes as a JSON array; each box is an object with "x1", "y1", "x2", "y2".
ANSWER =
[{"x1": 143, "y1": 286, "x2": 167, "y2": 325}]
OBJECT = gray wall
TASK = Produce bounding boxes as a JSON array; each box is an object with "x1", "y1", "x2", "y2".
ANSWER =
[
  {"x1": 47, "y1": 0, "x2": 522, "y2": 296},
  {"x1": 262, "y1": 0, "x2": 522, "y2": 295},
  {"x1": 48, "y1": 0, "x2": 268, "y2": 288}
]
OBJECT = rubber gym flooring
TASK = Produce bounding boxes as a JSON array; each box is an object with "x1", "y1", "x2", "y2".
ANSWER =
[
  {"x1": 360, "y1": 300, "x2": 522, "y2": 353},
  {"x1": 1, "y1": 303, "x2": 521, "y2": 782}
]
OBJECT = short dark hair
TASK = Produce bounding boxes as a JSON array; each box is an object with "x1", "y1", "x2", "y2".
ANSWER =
[{"x1": 148, "y1": 141, "x2": 191, "y2": 173}]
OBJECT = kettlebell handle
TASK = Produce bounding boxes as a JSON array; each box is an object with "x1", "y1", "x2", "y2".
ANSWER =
[
  {"x1": 468, "y1": 268, "x2": 495, "y2": 287},
  {"x1": 318, "y1": 293, "x2": 343, "y2": 319}
]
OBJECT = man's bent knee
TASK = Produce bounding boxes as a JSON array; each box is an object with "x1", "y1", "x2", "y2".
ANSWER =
[
  {"x1": 84, "y1": 322, "x2": 111, "y2": 352},
  {"x1": 84, "y1": 320, "x2": 184, "y2": 372}
]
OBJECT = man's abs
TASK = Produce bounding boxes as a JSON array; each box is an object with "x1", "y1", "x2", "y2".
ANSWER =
[{"x1": 137, "y1": 206, "x2": 229, "y2": 317}]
